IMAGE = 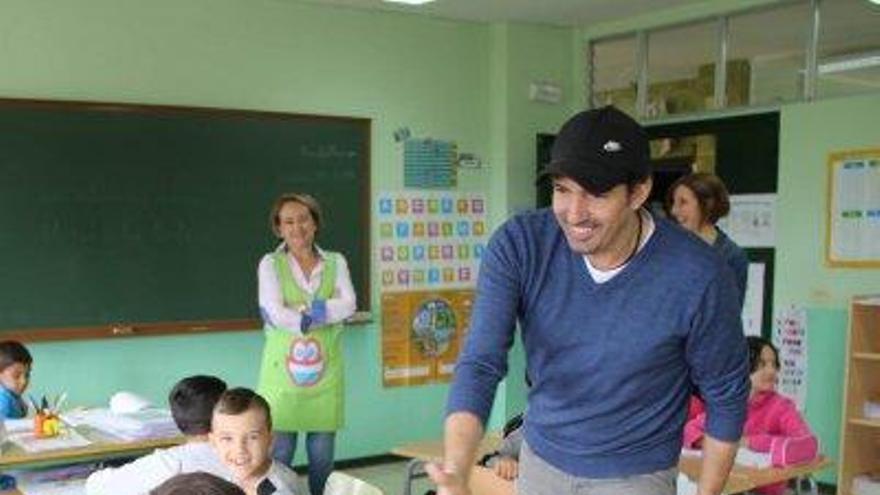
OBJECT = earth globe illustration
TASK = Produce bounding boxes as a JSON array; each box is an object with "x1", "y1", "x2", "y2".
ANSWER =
[{"x1": 411, "y1": 298, "x2": 456, "y2": 357}]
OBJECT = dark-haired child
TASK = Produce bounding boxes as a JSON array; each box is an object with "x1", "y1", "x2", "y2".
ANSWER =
[
  {"x1": 210, "y1": 388, "x2": 299, "y2": 495},
  {"x1": 0, "y1": 340, "x2": 32, "y2": 419},
  {"x1": 684, "y1": 336, "x2": 818, "y2": 495},
  {"x1": 86, "y1": 375, "x2": 230, "y2": 495}
]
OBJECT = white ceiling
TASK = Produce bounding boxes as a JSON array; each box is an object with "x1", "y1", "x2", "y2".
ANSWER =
[{"x1": 292, "y1": 0, "x2": 709, "y2": 27}]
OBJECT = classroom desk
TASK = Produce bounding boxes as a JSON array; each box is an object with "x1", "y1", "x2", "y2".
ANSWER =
[
  {"x1": 392, "y1": 433, "x2": 502, "y2": 495},
  {"x1": 392, "y1": 436, "x2": 832, "y2": 495},
  {"x1": 0, "y1": 425, "x2": 184, "y2": 495}
]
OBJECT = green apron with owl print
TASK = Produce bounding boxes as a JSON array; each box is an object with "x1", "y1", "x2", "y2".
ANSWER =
[{"x1": 256, "y1": 252, "x2": 344, "y2": 432}]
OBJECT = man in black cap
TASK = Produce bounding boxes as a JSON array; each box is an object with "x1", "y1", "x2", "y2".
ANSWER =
[{"x1": 427, "y1": 106, "x2": 749, "y2": 495}]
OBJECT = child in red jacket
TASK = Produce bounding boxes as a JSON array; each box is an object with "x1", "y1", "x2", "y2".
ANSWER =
[{"x1": 683, "y1": 336, "x2": 818, "y2": 495}]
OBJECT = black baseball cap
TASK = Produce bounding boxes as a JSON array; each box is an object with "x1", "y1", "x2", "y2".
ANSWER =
[{"x1": 540, "y1": 105, "x2": 650, "y2": 194}]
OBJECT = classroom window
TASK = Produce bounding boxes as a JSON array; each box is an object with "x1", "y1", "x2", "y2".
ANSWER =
[
  {"x1": 727, "y1": 2, "x2": 811, "y2": 107},
  {"x1": 587, "y1": 0, "x2": 880, "y2": 119},
  {"x1": 590, "y1": 35, "x2": 638, "y2": 118},
  {"x1": 816, "y1": 0, "x2": 880, "y2": 99},
  {"x1": 645, "y1": 20, "x2": 717, "y2": 118}
]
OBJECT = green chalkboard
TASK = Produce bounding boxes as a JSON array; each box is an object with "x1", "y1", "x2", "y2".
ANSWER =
[{"x1": 0, "y1": 99, "x2": 370, "y2": 336}]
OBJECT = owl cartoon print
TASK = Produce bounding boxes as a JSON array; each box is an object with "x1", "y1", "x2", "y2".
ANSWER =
[{"x1": 288, "y1": 337, "x2": 324, "y2": 386}]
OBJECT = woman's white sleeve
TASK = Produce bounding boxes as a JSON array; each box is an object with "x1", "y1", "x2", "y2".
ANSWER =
[
  {"x1": 326, "y1": 254, "x2": 357, "y2": 324},
  {"x1": 257, "y1": 254, "x2": 304, "y2": 332}
]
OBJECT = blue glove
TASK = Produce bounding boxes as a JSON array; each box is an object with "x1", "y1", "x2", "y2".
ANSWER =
[
  {"x1": 310, "y1": 299, "x2": 327, "y2": 326},
  {"x1": 300, "y1": 312, "x2": 313, "y2": 334}
]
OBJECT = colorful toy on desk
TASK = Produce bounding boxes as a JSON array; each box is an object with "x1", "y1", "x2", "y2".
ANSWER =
[
  {"x1": 28, "y1": 393, "x2": 67, "y2": 438},
  {"x1": 34, "y1": 412, "x2": 61, "y2": 437}
]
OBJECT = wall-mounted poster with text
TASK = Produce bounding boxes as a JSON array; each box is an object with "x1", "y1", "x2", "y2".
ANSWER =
[{"x1": 826, "y1": 148, "x2": 880, "y2": 267}]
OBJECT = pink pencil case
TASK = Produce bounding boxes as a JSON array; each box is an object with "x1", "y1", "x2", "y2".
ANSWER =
[{"x1": 770, "y1": 435, "x2": 818, "y2": 466}]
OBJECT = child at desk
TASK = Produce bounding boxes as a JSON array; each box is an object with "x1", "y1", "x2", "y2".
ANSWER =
[
  {"x1": 86, "y1": 375, "x2": 231, "y2": 495},
  {"x1": 209, "y1": 388, "x2": 299, "y2": 495},
  {"x1": 683, "y1": 336, "x2": 818, "y2": 495},
  {"x1": 0, "y1": 340, "x2": 32, "y2": 419},
  {"x1": 478, "y1": 413, "x2": 524, "y2": 481}
]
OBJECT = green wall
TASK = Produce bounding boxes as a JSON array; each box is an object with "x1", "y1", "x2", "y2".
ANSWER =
[
  {"x1": 0, "y1": 0, "x2": 577, "y2": 461},
  {"x1": 485, "y1": 22, "x2": 579, "y2": 426},
  {"x1": 4, "y1": 0, "x2": 877, "y2": 478},
  {"x1": 776, "y1": 93, "x2": 880, "y2": 483}
]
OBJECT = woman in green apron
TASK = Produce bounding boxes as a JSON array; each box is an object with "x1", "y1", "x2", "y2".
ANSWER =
[{"x1": 256, "y1": 193, "x2": 356, "y2": 495}]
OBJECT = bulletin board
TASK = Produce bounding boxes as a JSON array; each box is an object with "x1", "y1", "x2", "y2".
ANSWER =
[{"x1": 826, "y1": 148, "x2": 880, "y2": 267}]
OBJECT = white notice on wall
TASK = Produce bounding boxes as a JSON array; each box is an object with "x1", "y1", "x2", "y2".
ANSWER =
[
  {"x1": 717, "y1": 194, "x2": 776, "y2": 248},
  {"x1": 828, "y1": 157, "x2": 880, "y2": 262},
  {"x1": 741, "y1": 263, "x2": 765, "y2": 336},
  {"x1": 773, "y1": 305, "x2": 808, "y2": 410}
]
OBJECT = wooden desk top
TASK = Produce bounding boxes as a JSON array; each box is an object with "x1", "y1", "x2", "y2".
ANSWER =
[
  {"x1": 678, "y1": 454, "x2": 832, "y2": 494},
  {"x1": 393, "y1": 437, "x2": 833, "y2": 495},
  {"x1": 0, "y1": 426, "x2": 184, "y2": 495},
  {"x1": 391, "y1": 432, "x2": 502, "y2": 463},
  {"x1": 0, "y1": 425, "x2": 183, "y2": 469}
]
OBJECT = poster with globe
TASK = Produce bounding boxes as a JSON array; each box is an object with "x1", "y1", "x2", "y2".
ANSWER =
[{"x1": 381, "y1": 290, "x2": 474, "y2": 387}]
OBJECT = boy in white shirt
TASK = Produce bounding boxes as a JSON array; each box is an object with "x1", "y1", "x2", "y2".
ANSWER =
[
  {"x1": 210, "y1": 388, "x2": 299, "y2": 495},
  {"x1": 86, "y1": 375, "x2": 231, "y2": 495}
]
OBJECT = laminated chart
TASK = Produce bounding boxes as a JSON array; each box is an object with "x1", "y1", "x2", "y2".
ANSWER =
[
  {"x1": 381, "y1": 290, "x2": 473, "y2": 387},
  {"x1": 826, "y1": 150, "x2": 880, "y2": 266},
  {"x1": 377, "y1": 191, "x2": 486, "y2": 387},
  {"x1": 404, "y1": 139, "x2": 457, "y2": 189},
  {"x1": 376, "y1": 191, "x2": 487, "y2": 292}
]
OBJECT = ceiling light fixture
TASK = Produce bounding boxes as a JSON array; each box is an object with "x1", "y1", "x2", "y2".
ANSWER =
[{"x1": 382, "y1": 0, "x2": 435, "y2": 4}]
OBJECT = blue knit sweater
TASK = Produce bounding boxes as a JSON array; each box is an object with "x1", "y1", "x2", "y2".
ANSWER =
[
  {"x1": 447, "y1": 209, "x2": 749, "y2": 478},
  {"x1": 713, "y1": 228, "x2": 749, "y2": 307}
]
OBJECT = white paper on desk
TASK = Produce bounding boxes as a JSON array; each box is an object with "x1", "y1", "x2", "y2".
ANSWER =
[
  {"x1": 735, "y1": 448, "x2": 771, "y2": 468},
  {"x1": 679, "y1": 447, "x2": 771, "y2": 468},
  {"x1": 680, "y1": 448, "x2": 702, "y2": 457},
  {"x1": 8, "y1": 429, "x2": 91, "y2": 453},
  {"x1": 61, "y1": 408, "x2": 179, "y2": 441},
  {"x1": 4, "y1": 418, "x2": 34, "y2": 434}
]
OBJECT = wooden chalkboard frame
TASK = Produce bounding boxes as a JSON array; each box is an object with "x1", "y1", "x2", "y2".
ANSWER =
[{"x1": 0, "y1": 98, "x2": 371, "y2": 342}]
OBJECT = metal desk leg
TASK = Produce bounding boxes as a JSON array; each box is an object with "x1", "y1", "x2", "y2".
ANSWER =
[
  {"x1": 794, "y1": 474, "x2": 818, "y2": 495},
  {"x1": 404, "y1": 458, "x2": 426, "y2": 495}
]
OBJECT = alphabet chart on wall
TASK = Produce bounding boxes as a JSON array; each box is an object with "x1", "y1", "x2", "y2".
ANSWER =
[
  {"x1": 376, "y1": 191, "x2": 488, "y2": 387},
  {"x1": 376, "y1": 191, "x2": 488, "y2": 292}
]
